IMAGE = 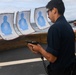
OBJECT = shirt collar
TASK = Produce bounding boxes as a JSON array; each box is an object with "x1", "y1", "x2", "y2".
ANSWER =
[{"x1": 55, "y1": 15, "x2": 65, "y2": 23}]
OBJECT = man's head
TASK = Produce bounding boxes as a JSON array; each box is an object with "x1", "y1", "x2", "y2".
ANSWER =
[{"x1": 46, "y1": 0, "x2": 65, "y2": 23}]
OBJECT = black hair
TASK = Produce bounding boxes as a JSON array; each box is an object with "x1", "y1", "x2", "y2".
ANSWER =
[{"x1": 46, "y1": 0, "x2": 65, "y2": 15}]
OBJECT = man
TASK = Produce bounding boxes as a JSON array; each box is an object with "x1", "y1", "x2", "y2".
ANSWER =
[{"x1": 27, "y1": 0, "x2": 76, "y2": 75}]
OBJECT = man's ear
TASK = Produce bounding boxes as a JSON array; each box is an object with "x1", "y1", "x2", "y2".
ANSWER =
[{"x1": 53, "y1": 8, "x2": 58, "y2": 14}]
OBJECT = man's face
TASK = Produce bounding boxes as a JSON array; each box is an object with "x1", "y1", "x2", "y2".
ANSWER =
[{"x1": 47, "y1": 8, "x2": 55, "y2": 23}]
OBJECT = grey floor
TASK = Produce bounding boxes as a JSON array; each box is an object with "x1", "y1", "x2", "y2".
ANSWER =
[
  {"x1": 0, "y1": 44, "x2": 48, "y2": 75},
  {"x1": 0, "y1": 43, "x2": 76, "y2": 75}
]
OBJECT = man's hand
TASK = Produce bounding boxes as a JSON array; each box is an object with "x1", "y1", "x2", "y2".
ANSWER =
[{"x1": 27, "y1": 43, "x2": 42, "y2": 54}]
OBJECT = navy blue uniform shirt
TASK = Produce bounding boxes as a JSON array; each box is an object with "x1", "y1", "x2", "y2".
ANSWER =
[{"x1": 46, "y1": 15, "x2": 75, "y2": 70}]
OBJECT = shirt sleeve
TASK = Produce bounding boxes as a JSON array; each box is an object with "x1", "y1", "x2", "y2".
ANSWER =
[{"x1": 46, "y1": 26, "x2": 61, "y2": 57}]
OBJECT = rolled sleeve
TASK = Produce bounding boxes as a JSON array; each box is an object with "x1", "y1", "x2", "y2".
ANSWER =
[{"x1": 46, "y1": 46, "x2": 58, "y2": 57}]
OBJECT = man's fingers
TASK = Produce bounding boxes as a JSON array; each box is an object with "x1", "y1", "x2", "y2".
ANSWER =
[{"x1": 27, "y1": 43, "x2": 38, "y2": 53}]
